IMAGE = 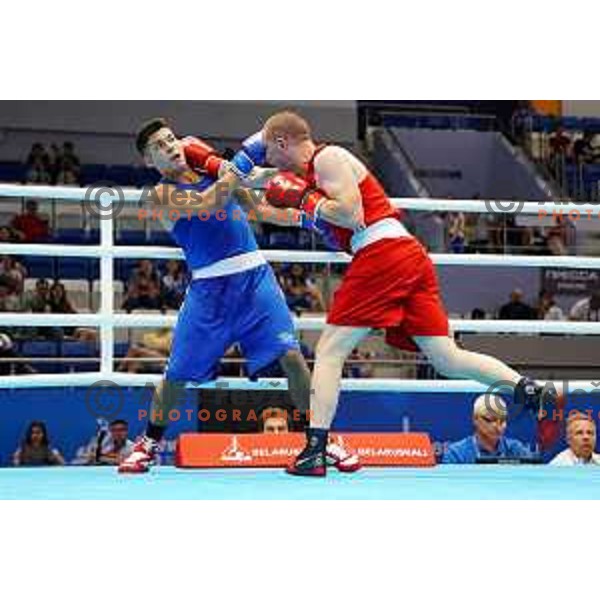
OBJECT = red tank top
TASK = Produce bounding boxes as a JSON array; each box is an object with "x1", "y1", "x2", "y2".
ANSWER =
[{"x1": 305, "y1": 145, "x2": 402, "y2": 252}]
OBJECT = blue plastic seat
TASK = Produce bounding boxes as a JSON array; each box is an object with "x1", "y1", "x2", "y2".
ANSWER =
[
  {"x1": 0, "y1": 162, "x2": 26, "y2": 182},
  {"x1": 53, "y1": 228, "x2": 87, "y2": 244},
  {"x1": 104, "y1": 165, "x2": 135, "y2": 186},
  {"x1": 114, "y1": 342, "x2": 130, "y2": 357},
  {"x1": 134, "y1": 167, "x2": 160, "y2": 187},
  {"x1": 21, "y1": 340, "x2": 61, "y2": 374},
  {"x1": 80, "y1": 164, "x2": 108, "y2": 185},
  {"x1": 117, "y1": 230, "x2": 148, "y2": 245},
  {"x1": 22, "y1": 257, "x2": 55, "y2": 279},
  {"x1": 61, "y1": 341, "x2": 99, "y2": 373},
  {"x1": 149, "y1": 230, "x2": 174, "y2": 246},
  {"x1": 56, "y1": 258, "x2": 90, "y2": 280}
]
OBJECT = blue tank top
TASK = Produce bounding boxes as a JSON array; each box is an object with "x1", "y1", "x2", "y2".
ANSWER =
[{"x1": 163, "y1": 175, "x2": 258, "y2": 270}]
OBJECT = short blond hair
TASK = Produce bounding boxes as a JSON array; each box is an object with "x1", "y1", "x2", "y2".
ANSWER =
[
  {"x1": 263, "y1": 111, "x2": 312, "y2": 143},
  {"x1": 473, "y1": 394, "x2": 507, "y2": 419},
  {"x1": 566, "y1": 411, "x2": 596, "y2": 432}
]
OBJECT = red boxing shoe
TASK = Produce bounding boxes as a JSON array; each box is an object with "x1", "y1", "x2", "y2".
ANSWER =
[{"x1": 118, "y1": 436, "x2": 158, "y2": 474}]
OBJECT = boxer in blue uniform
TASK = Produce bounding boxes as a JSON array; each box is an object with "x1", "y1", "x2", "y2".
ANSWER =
[{"x1": 119, "y1": 118, "x2": 360, "y2": 473}]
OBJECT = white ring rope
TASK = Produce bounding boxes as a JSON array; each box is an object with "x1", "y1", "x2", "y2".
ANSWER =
[
  {"x1": 0, "y1": 183, "x2": 598, "y2": 390},
  {"x1": 0, "y1": 372, "x2": 597, "y2": 394},
  {"x1": 2, "y1": 244, "x2": 600, "y2": 270},
  {"x1": 0, "y1": 312, "x2": 599, "y2": 335},
  {"x1": 1, "y1": 182, "x2": 598, "y2": 214}
]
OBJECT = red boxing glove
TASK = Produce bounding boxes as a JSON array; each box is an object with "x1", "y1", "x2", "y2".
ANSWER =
[
  {"x1": 265, "y1": 172, "x2": 327, "y2": 213},
  {"x1": 182, "y1": 136, "x2": 224, "y2": 179},
  {"x1": 265, "y1": 171, "x2": 309, "y2": 208}
]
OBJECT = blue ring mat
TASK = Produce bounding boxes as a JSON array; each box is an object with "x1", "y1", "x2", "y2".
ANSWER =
[{"x1": 1, "y1": 465, "x2": 599, "y2": 500}]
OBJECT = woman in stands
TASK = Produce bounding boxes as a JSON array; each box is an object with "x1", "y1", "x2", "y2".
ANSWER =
[
  {"x1": 48, "y1": 281, "x2": 97, "y2": 341},
  {"x1": 13, "y1": 421, "x2": 65, "y2": 466}
]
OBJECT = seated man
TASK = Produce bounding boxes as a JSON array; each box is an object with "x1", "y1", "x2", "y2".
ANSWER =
[
  {"x1": 259, "y1": 406, "x2": 291, "y2": 434},
  {"x1": 72, "y1": 419, "x2": 134, "y2": 466},
  {"x1": 550, "y1": 412, "x2": 600, "y2": 466},
  {"x1": 443, "y1": 394, "x2": 532, "y2": 464}
]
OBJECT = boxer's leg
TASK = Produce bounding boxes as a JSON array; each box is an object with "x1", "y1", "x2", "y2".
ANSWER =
[
  {"x1": 278, "y1": 349, "x2": 311, "y2": 419},
  {"x1": 310, "y1": 325, "x2": 371, "y2": 429},
  {"x1": 414, "y1": 335, "x2": 521, "y2": 385}
]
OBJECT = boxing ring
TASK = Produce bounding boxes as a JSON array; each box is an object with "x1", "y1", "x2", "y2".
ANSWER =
[{"x1": 1, "y1": 183, "x2": 600, "y2": 499}]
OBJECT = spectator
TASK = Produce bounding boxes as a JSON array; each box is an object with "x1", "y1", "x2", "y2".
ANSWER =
[
  {"x1": 25, "y1": 143, "x2": 50, "y2": 170},
  {"x1": 573, "y1": 131, "x2": 598, "y2": 164},
  {"x1": 123, "y1": 260, "x2": 162, "y2": 312},
  {"x1": 442, "y1": 394, "x2": 532, "y2": 463},
  {"x1": 0, "y1": 256, "x2": 26, "y2": 293},
  {"x1": 161, "y1": 260, "x2": 187, "y2": 309},
  {"x1": 498, "y1": 289, "x2": 536, "y2": 320},
  {"x1": 548, "y1": 126, "x2": 571, "y2": 161},
  {"x1": 344, "y1": 347, "x2": 376, "y2": 378},
  {"x1": 511, "y1": 101, "x2": 534, "y2": 146},
  {"x1": 55, "y1": 157, "x2": 80, "y2": 185},
  {"x1": 25, "y1": 143, "x2": 51, "y2": 184},
  {"x1": 471, "y1": 308, "x2": 486, "y2": 320},
  {"x1": 550, "y1": 412, "x2": 600, "y2": 466},
  {"x1": 72, "y1": 419, "x2": 134, "y2": 466},
  {"x1": 118, "y1": 328, "x2": 171, "y2": 373},
  {"x1": 0, "y1": 332, "x2": 35, "y2": 375},
  {"x1": 447, "y1": 212, "x2": 466, "y2": 253},
  {"x1": 48, "y1": 143, "x2": 63, "y2": 180},
  {"x1": 537, "y1": 290, "x2": 565, "y2": 320},
  {"x1": 13, "y1": 421, "x2": 65, "y2": 466},
  {"x1": 259, "y1": 406, "x2": 291, "y2": 434},
  {"x1": 10, "y1": 200, "x2": 50, "y2": 242},
  {"x1": 544, "y1": 214, "x2": 570, "y2": 256},
  {"x1": 569, "y1": 288, "x2": 600, "y2": 322},
  {"x1": 0, "y1": 225, "x2": 23, "y2": 243},
  {"x1": 129, "y1": 259, "x2": 161, "y2": 288},
  {"x1": 24, "y1": 278, "x2": 51, "y2": 313},
  {"x1": 0, "y1": 275, "x2": 25, "y2": 312},
  {"x1": 280, "y1": 264, "x2": 324, "y2": 314},
  {"x1": 48, "y1": 281, "x2": 97, "y2": 341},
  {"x1": 61, "y1": 141, "x2": 81, "y2": 170},
  {"x1": 122, "y1": 274, "x2": 162, "y2": 312}
]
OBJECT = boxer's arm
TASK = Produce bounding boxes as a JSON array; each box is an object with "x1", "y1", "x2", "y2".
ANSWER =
[
  {"x1": 153, "y1": 170, "x2": 242, "y2": 212},
  {"x1": 313, "y1": 148, "x2": 365, "y2": 229},
  {"x1": 235, "y1": 189, "x2": 301, "y2": 227}
]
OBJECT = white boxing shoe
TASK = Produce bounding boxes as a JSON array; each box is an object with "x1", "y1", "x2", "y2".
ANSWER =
[
  {"x1": 326, "y1": 437, "x2": 362, "y2": 473},
  {"x1": 118, "y1": 436, "x2": 158, "y2": 474}
]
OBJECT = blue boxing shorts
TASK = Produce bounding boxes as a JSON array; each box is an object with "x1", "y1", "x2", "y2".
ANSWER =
[{"x1": 165, "y1": 264, "x2": 299, "y2": 383}]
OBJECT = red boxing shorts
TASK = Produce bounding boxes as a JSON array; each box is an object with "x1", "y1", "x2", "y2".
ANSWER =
[{"x1": 327, "y1": 237, "x2": 449, "y2": 352}]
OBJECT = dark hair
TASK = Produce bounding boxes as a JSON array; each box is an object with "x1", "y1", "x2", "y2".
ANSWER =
[
  {"x1": 258, "y1": 405, "x2": 292, "y2": 431},
  {"x1": 110, "y1": 419, "x2": 128, "y2": 428},
  {"x1": 22, "y1": 420, "x2": 50, "y2": 449},
  {"x1": 136, "y1": 118, "x2": 170, "y2": 154}
]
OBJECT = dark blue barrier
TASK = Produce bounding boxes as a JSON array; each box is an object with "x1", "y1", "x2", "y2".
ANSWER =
[{"x1": 1, "y1": 387, "x2": 598, "y2": 466}]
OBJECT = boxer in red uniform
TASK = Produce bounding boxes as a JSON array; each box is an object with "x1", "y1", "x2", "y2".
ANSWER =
[{"x1": 252, "y1": 111, "x2": 562, "y2": 476}]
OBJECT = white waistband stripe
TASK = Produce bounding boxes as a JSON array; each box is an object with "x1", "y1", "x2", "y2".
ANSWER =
[
  {"x1": 191, "y1": 251, "x2": 266, "y2": 279},
  {"x1": 351, "y1": 218, "x2": 412, "y2": 254}
]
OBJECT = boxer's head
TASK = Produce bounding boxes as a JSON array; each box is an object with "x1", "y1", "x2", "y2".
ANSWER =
[
  {"x1": 136, "y1": 118, "x2": 186, "y2": 174},
  {"x1": 263, "y1": 111, "x2": 315, "y2": 173}
]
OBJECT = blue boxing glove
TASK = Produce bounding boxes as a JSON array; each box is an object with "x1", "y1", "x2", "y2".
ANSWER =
[{"x1": 230, "y1": 130, "x2": 267, "y2": 178}]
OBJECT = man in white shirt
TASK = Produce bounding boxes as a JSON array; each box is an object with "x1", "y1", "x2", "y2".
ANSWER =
[
  {"x1": 550, "y1": 412, "x2": 600, "y2": 465},
  {"x1": 569, "y1": 290, "x2": 600, "y2": 322}
]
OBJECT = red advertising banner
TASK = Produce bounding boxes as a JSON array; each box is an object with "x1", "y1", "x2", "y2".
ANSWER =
[{"x1": 175, "y1": 432, "x2": 435, "y2": 468}]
